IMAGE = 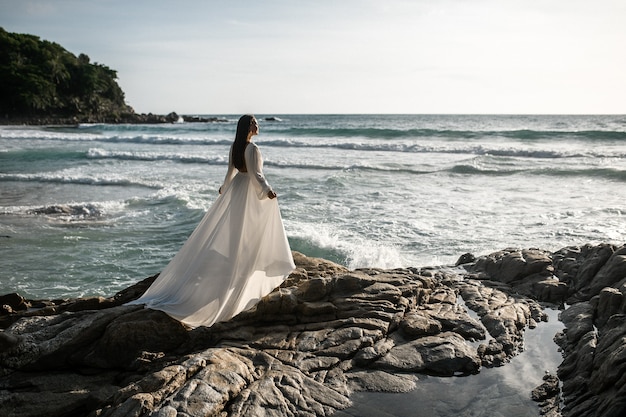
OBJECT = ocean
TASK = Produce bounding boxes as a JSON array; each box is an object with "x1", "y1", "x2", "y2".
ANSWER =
[{"x1": 1, "y1": 114, "x2": 625, "y2": 300}]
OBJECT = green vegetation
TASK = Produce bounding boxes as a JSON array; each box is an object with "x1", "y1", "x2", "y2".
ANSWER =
[{"x1": 0, "y1": 27, "x2": 133, "y2": 122}]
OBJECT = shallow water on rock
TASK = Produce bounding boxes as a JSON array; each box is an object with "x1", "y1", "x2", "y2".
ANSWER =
[{"x1": 337, "y1": 308, "x2": 563, "y2": 417}]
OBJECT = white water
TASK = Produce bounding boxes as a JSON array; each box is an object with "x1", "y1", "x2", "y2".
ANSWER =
[{"x1": 1, "y1": 114, "x2": 625, "y2": 299}]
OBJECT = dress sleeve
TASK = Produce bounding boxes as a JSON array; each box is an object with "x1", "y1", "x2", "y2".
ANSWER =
[
  {"x1": 220, "y1": 145, "x2": 237, "y2": 194},
  {"x1": 247, "y1": 143, "x2": 273, "y2": 199}
]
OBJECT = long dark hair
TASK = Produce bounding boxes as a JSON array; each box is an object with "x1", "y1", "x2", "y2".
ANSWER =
[{"x1": 232, "y1": 114, "x2": 253, "y2": 171}]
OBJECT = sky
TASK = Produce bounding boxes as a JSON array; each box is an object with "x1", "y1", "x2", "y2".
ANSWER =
[{"x1": 1, "y1": 0, "x2": 625, "y2": 115}]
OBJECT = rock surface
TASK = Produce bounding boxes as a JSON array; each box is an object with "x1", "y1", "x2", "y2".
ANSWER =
[{"x1": 1, "y1": 245, "x2": 625, "y2": 417}]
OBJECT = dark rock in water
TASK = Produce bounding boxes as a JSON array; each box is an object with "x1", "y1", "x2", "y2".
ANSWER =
[
  {"x1": 28, "y1": 203, "x2": 102, "y2": 218},
  {"x1": 1, "y1": 245, "x2": 626, "y2": 417},
  {"x1": 181, "y1": 115, "x2": 228, "y2": 123},
  {"x1": 264, "y1": 116, "x2": 283, "y2": 122},
  {"x1": 455, "y1": 252, "x2": 476, "y2": 265},
  {"x1": 0, "y1": 294, "x2": 28, "y2": 314},
  {"x1": 532, "y1": 373, "x2": 561, "y2": 417}
]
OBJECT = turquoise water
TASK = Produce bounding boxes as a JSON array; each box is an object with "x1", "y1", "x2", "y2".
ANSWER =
[{"x1": 1, "y1": 114, "x2": 625, "y2": 299}]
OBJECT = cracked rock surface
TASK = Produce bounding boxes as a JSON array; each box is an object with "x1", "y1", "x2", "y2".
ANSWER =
[{"x1": 1, "y1": 245, "x2": 625, "y2": 417}]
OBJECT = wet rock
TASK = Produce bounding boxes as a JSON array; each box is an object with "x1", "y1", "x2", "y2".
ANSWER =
[
  {"x1": 558, "y1": 302, "x2": 594, "y2": 345},
  {"x1": 469, "y1": 248, "x2": 553, "y2": 284},
  {"x1": 181, "y1": 115, "x2": 228, "y2": 123},
  {"x1": 595, "y1": 286, "x2": 625, "y2": 328},
  {"x1": 455, "y1": 278, "x2": 546, "y2": 365},
  {"x1": 29, "y1": 203, "x2": 103, "y2": 218},
  {"x1": 374, "y1": 332, "x2": 481, "y2": 376},
  {"x1": 455, "y1": 252, "x2": 476, "y2": 266},
  {"x1": 550, "y1": 244, "x2": 626, "y2": 417},
  {"x1": 532, "y1": 373, "x2": 561, "y2": 417},
  {"x1": 346, "y1": 370, "x2": 417, "y2": 393},
  {"x1": 586, "y1": 315, "x2": 626, "y2": 408},
  {"x1": 552, "y1": 243, "x2": 616, "y2": 301},
  {"x1": 529, "y1": 277, "x2": 569, "y2": 304},
  {"x1": 580, "y1": 245, "x2": 626, "y2": 300}
]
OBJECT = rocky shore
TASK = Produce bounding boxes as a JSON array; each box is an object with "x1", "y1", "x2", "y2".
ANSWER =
[{"x1": 1, "y1": 244, "x2": 625, "y2": 417}]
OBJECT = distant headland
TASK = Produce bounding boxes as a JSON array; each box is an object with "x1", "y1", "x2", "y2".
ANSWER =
[{"x1": 0, "y1": 27, "x2": 215, "y2": 125}]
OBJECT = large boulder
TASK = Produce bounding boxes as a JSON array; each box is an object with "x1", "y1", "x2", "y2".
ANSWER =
[
  {"x1": 469, "y1": 248, "x2": 553, "y2": 284},
  {"x1": 373, "y1": 331, "x2": 481, "y2": 376}
]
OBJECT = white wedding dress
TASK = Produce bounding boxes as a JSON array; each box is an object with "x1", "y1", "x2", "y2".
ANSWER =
[{"x1": 128, "y1": 142, "x2": 295, "y2": 328}]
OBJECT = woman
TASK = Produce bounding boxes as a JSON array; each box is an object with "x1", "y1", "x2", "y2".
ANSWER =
[{"x1": 128, "y1": 114, "x2": 295, "y2": 328}]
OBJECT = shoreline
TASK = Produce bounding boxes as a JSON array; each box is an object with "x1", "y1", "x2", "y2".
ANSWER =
[
  {"x1": 0, "y1": 112, "x2": 227, "y2": 126},
  {"x1": 1, "y1": 244, "x2": 625, "y2": 416}
]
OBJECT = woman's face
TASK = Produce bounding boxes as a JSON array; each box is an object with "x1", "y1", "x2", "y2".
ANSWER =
[{"x1": 250, "y1": 118, "x2": 259, "y2": 136}]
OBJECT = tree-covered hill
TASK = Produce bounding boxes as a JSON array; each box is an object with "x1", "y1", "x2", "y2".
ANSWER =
[{"x1": 0, "y1": 27, "x2": 143, "y2": 124}]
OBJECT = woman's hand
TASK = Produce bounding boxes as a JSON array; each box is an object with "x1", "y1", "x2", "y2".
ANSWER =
[{"x1": 268, "y1": 190, "x2": 277, "y2": 199}]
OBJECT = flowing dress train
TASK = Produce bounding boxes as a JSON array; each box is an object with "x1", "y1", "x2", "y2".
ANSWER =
[{"x1": 128, "y1": 142, "x2": 295, "y2": 328}]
